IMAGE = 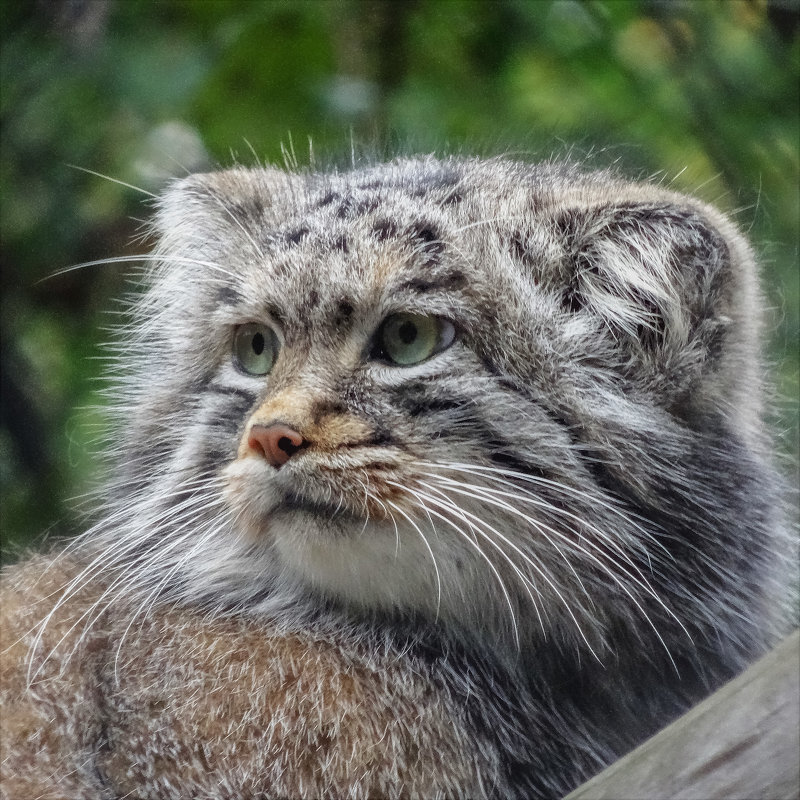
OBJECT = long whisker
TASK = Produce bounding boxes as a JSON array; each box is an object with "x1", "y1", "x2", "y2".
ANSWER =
[
  {"x1": 27, "y1": 475, "x2": 229, "y2": 682},
  {"x1": 390, "y1": 480, "x2": 553, "y2": 648},
  {"x1": 425, "y1": 476, "x2": 676, "y2": 659},
  {"x1": 385, "y1": 499, "x2": 443, "y2": 619},
  {"x1": 111, "y1": 507, "x2": 235, "y2": 681},
  {"x1": 418, "y1": 466, "x2": 687, "y2": 668},
  {"x1": 416, "y1": 480, "x2": 599, "y2": 660},
  {"x1": 435, "y1": 461, "x2": 672, "y2": 563},
  {"x1": 390, "y1": 483, "x2": 522, "y2": 648},
  {"x1": 39, "y1": 253, "x2": 239, "y2": 283},
  {"x1": 433, "y1": 464, "x2": 691, "y2": 636},
  {"x1": 66, "y1": 165, "x2": 158, "y2": 198},
  {"x1": 428, "y1": 472, "x2": 656, "y2": 601}
]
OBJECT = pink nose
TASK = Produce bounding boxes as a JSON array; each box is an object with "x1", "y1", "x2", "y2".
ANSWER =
[{"x1": 247, "y1": 423, "x2": 306, "y2": 468}]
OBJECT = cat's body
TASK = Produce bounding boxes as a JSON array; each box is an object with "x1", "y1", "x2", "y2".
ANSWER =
[{"x1": 0, "y1": 156, "x2": 791, "y2": 799}]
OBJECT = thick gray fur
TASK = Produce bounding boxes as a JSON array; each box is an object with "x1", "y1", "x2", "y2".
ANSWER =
[{"x1": 25, "y1": 156, "x2": 795, "y2": 797}]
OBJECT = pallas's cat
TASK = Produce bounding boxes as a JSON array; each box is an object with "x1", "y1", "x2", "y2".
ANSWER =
[{"x1": 0, "y1": 156, "x2": 790, "y2": 799}]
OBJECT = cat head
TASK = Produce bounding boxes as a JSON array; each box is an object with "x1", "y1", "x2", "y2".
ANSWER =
[{"x1": 99, "y1": 157, "x2": 780, "y2": 657}]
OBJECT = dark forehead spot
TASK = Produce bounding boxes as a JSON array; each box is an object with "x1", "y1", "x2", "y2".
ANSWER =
[
  {"x1": 372, "y1": 218, "x2": 399, "y2": 241},
  {"x1": 440, "y1": 187, "x2": 463, "y2": 206},
  {"x1": 274, "y1": 260, "x2": 291, "y2": 278},
  {"x1": 336, "y1": 297, "x2": 354, "y2": 324},
  {"x1": 335, "y1": 197, "x2": 353, "y2": 219},
  {"x1": 510, "y1": 231, "x2": 538, "y2": 269},
  {"x1": 215, "y1": 285, "x2": 243, "y2": 305},
  {"x1": 338, "y1": 298, "x2": 354, "y2": 317},
  {"x1": 352, "y1": 196, "x2": 380, "y2": 215},
  {"x1": 437, "y1": 269, "x2": 466, "y2": 289},
  {"x1": 407, "y1": 221, "x2": 445, "y2": 261},
  {"x1": 331, "y1": 233, "x2": 349, "y2": 253},
  {"x1": 552, "y1": 209, "x2": 581, "y2": 243},
  {"x1": 333, "y1": 193, "x2": 380, "y2": 220},
  {"x1": 407, "y1": 168, "x2": 460, "y2": 198},
  {"x1": 408, "y1": 222, "x2": 439, "y2": 244},
  {"x1": 308, "y1": 289, "x2": 320, "y2": 309},
  {"x1": 285, "y1": 227, "x2": 310, "y2": 246},
  {"x1": 397, "y1": 270, "x2": 466, "y2": 294},
  {"x1": 315, "y1": 191, "x2": 339, "y2": 208},
  {"x1": 227, "y1": 197, "x2": 264, "y2": 223}
]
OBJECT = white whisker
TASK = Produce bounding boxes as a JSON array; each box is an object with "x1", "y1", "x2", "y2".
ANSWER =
[
  {"x1": 416, "y1": 480, "x2": 599, "y2": 659},
  {"x1": 385, "y1": 499, "x2": 443, "y2": 619}
]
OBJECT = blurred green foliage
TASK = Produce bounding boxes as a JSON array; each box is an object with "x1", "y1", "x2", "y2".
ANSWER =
[{"x1": 1, "y1": 0, "x2": 798, "y2": 559}]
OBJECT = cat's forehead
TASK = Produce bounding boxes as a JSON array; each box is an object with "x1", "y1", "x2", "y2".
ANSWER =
[
  {"x1": 209, "y1": 164, "x2": 491, "y2": 320},
  {"x1": 278, "y1": 180, "x2": 451, "y2": 250},
  {"x1": 159, "y1": 158, "x2": 576, "y2": 337}
]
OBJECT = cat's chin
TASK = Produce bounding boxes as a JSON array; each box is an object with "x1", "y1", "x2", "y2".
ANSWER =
[
  {"x1": 222, "y1": 458, "x2": 444, "y2": 617},
  {"x1": 270, "y1": 511, "x2": 451, "y2": 620}
]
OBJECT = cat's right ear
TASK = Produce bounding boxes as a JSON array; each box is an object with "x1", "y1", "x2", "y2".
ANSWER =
[{"x1": 153, "y1": 167, "x2": 302, "y2": 252}]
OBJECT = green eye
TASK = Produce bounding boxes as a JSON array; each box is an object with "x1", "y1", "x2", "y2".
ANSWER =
[
  {"x1": 233, "y1": 323, "x2": 280, "y2": 376},
  {"x1": 374, "y1": 313, "x2": 455, "y2": 366}
]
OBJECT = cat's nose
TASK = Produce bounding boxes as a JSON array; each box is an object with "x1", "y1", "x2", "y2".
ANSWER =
[{"x1": 246, "y1": 423, "x2": 307, "y2": 468}]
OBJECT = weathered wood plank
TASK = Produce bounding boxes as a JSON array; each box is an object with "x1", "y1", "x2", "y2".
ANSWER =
[{"x1": 565, "y1": 630, "x2": 800, "y2": 800}]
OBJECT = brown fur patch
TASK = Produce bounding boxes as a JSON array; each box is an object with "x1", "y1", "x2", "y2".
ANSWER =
[{"x1": 0, "y1": 555, "x2": 495, "y2": 798}]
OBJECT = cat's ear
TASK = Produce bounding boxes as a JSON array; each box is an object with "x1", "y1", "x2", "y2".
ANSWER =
[
  {"x1": 553, "y1": 199, "x2": 758, "y2": 362},
  {"x1": 153, "y1": 167, "x2": 302, "y2": 248}
]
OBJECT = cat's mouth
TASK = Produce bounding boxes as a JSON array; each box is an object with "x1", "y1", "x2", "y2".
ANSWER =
[
  {"x1": 223, "y1": 453, "x2": 399, "y2": 541},
  {"x1": 275, "y1": 490, "x2": 360, "y2": 523}
]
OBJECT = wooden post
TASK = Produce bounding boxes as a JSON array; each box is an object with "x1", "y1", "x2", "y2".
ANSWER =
[{"x1": 565, "y1": 630, "x2": 800, "y2": 800}]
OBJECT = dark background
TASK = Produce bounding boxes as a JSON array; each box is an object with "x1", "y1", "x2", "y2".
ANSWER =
[{"x1": 1, "y1": 0, "x2": 798, "y2": 559}]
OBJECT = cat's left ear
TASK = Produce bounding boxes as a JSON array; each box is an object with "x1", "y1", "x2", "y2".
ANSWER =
[{"x1": 553, "y1": 199, "x2": 758, "y2": 361}]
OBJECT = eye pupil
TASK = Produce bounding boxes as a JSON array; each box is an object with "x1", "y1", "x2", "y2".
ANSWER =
[
  {"x1": 251, "y1": 332, "x2": 264, "y2": 355},
  {"x1": 398, "y1": 321, "x2": 417, "y2": 345}
]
